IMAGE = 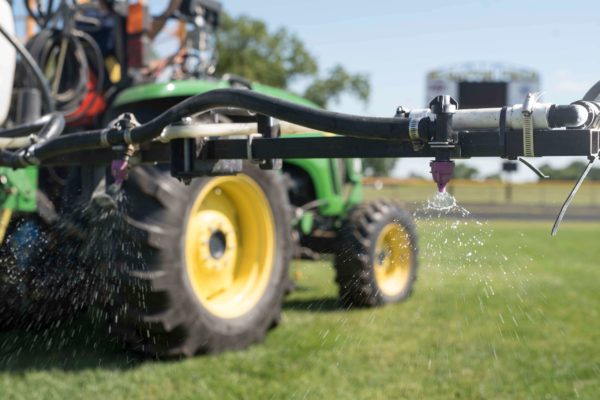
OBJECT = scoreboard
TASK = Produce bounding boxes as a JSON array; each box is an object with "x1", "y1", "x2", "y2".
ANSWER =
[{"x1": 426, "y1": 63, "x2": 540, "y2": 108}]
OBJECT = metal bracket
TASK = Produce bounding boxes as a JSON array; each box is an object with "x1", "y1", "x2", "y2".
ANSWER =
[
  {"x1": 552, "y1": 154, "x2": 598, "y2": 236},
  {"x1": 256, "y1": 115, "x2": 282, "y2": 170},
  {"x1": 246, "y1": 133, "x2": 262, "y2": 164},
  {"x1": 518, "y1": 157, "x2": 549, "y2": 179}
]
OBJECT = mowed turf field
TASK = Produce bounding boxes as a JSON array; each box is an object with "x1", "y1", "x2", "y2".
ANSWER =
[{"x1": 0, "y1": 220, "x2": 599, "y2": 399}]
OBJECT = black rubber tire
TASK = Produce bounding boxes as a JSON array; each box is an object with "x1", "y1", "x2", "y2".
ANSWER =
[
  {"x1": 334, "y1": 199, "x2": 418, "y2": 307},
  {"x1": 106, "y1": 162, "x2": 292, "y2": 357}
]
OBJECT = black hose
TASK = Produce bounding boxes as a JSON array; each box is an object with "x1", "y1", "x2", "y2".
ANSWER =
[
  {"x1": 36, "y1": 113, "x2": 65, "y2": 142},
  {"x1": 0, "y1": 113, "x2": 65, "y2": 168},
  {"x1": 64, "y1": 30, "x2": 105, "y2": 123},
  {"x1": 27, "y1": 28, "x2": 89, "y2": 114},
  {"x1": 26, "y1": 24, "x2": 105, "y2": 120},
  {"x1": 31, "y1": 89, "x2": 412, "y2": 162},
  {"x1": 0, "y1": 114, "x2": 58, "y2": 138},
  {"x1": 132, "y1": 89, "x2": 410, "y2": 143},
  {"x1": 0, "y1": 120, "x2": 47, "y2": 138},
  {"x1": 25, "y1": 0, "x2": 48, "y2": 27},
  {"x1": 0, "y1": 150, "x2": 27, "y2": 168},
  {"x1": 30, "y1": 127, "x2": 108, "y2": 161},
  {"x1": 0, "y1": 24, "x2": 55, "y2": 113}
]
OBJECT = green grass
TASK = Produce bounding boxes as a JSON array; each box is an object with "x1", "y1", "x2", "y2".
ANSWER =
[{"x1": 0, "y1": 220, "x2": 599, "y2": 399}]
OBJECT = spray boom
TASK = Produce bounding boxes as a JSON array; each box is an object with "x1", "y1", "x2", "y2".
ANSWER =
[{"x1": 0, "y1": 88, "x2": 599, "y2": 233}]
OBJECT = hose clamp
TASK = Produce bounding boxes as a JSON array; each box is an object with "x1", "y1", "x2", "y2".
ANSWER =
[
  {"x1": 21, "y1": 146, "x2": 40, "y2": 166},
  {"x1": 123, "y1": 129, "x2": 133, "y2": 145},
  {"x1": 100, "y1": 128, "x2": 110, "y2": 147},
  {"x1": 407, "y1": 110, "x2": 429, "y2": 151},
  {"x1": 522, "y1": 93, "x2": 541, "y2": 157}
]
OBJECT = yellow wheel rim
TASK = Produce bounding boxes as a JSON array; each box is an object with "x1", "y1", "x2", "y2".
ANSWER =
[
  {"x1": 185, "y1": 174, "x2": 275, "y2": 319},
  {"x1": 373, "y1": 222, "x2": 413, "y2": 297}
]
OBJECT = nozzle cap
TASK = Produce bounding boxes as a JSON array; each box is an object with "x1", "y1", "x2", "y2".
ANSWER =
[{"x1": 430, "y1": 160, "x2": 455, "y2": 193}]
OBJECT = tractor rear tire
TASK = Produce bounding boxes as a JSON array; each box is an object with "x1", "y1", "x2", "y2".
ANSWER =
[
  {"x1": 334, "y1": 200, "x2": 418, "y2": 307},
  {"x1": 0, "y1": 213, "x2": 93, "y2": 331},
  {"x1": 107, "y1": 162, "x2": 292, "y2": 357}
]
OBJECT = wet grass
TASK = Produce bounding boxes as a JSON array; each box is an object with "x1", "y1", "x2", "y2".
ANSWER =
[{"x1": 0, "y1": 220, "x2": 599, "y2": 399}]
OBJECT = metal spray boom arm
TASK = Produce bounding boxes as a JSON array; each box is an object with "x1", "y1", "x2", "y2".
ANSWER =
[
  {"x1": 1, "y1": 88, "x2": 599, "y2": 233},
  {"x1": 3, "y1": 88, "x2": 597, "y2": 166}
]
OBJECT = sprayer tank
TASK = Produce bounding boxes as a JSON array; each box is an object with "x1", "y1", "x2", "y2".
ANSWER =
[{"x1": 0, "y1": 1, "x2": 15, "y2": 125}]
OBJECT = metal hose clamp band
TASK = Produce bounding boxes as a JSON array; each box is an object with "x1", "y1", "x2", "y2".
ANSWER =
[
  {"x1": 408, "y1": 118, "x2": 421, "y2": 150},
  {"x1": 522, "y1": 93, "x2": 541, "y2": 157},
  {"x1": 22, "y1": 146, "x2": 40, "y2": 166},
  {"x1": 100, "y1": 129, "x2": 110, "y2": 147},
  {"x1": 123, "y1": 129, "x2": 133, "y2": 145},
  {"x1": 407, "y1": 110, "x2": 428, "y2": 151}
]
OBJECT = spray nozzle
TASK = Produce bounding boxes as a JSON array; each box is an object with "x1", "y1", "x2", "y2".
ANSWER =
[
  {"x1": 91, "y1": 145, "x2": 137, "y2": 211},
  {"x1": 111, "y1": 159, "x2": 129, "y2": 186},
  {"x1": 430, "y1": 160, "x2": 454, "y2": 193}
]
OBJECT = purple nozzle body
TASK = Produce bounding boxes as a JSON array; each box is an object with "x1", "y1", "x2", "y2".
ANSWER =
[
  {"x1": 430, "y1": 160, "x2": 455, "y2": 193},
  {"x1": 111, "y1": 159, "x2": 129, "y2": 186}
]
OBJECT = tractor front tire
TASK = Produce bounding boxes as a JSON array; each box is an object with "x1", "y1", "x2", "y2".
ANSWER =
[
  {"x1": 108, "y1": 162, "x2": 291, "y2": 357},
  {"x1": 334, "y1": 200, "x2": 418, "y2": 307}
]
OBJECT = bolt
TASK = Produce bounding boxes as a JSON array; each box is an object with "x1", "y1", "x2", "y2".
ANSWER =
[{"x1": 395, "y1": 106, "x2": 408, "y2": 117}]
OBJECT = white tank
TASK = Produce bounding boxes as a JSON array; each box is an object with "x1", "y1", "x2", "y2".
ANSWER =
[{"x1": 0, "y1": 1, "x2": 15, "y2": 125}]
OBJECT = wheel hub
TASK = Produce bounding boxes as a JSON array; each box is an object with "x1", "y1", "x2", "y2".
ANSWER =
[
  {"x1": 195, "y1": 210, "x2": 237, "y2": 271},
  {"x1": 209, "y1": 230, "x2": 227, "y2": 259}
]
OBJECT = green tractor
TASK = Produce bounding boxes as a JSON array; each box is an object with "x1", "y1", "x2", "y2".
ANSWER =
[{"x1": 0, "y1": 0, "x2": 418, "y2": 357}]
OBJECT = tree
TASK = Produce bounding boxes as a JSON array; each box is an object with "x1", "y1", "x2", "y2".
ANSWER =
[
  {"x1": 216, "y1": 14, "x2": 318, "y2": 89},
  {"x1": 485, "y1": 173, "x2": 502, "y2": 181},
  {"x1": 362, "y1": 158, "x2": 397, "y2": 177},
  {"x1": 452, "y1": 163, "x2": 479, "y2": 180},
  {"x1": 216, "y1": 13, "x2": 394, "y2": 175},
  {"x1": 216, "y1": 13, "x2": 370, "y2": 109},
  {"x1": 303, "y1": 65, "x2": 370, "y2": 108},
  {"x1": 538, "y1": 162, "x2": 600, "y2": 181}
]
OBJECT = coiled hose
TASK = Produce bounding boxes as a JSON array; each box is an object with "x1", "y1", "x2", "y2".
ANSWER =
[{"x1": 27, "y1": 27, "x2": 105, "y2": 120}]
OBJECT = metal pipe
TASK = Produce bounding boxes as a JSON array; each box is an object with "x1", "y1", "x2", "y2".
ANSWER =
[
  {"x1": 423, "y1": 103, "x2": 590, "y2": 131},
  {"x1": 0, "y1": 137, "x2": 35, "y2": 149},
  {"x1": 159, "y1": 121, "x2": 328, "y2": 142}
]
